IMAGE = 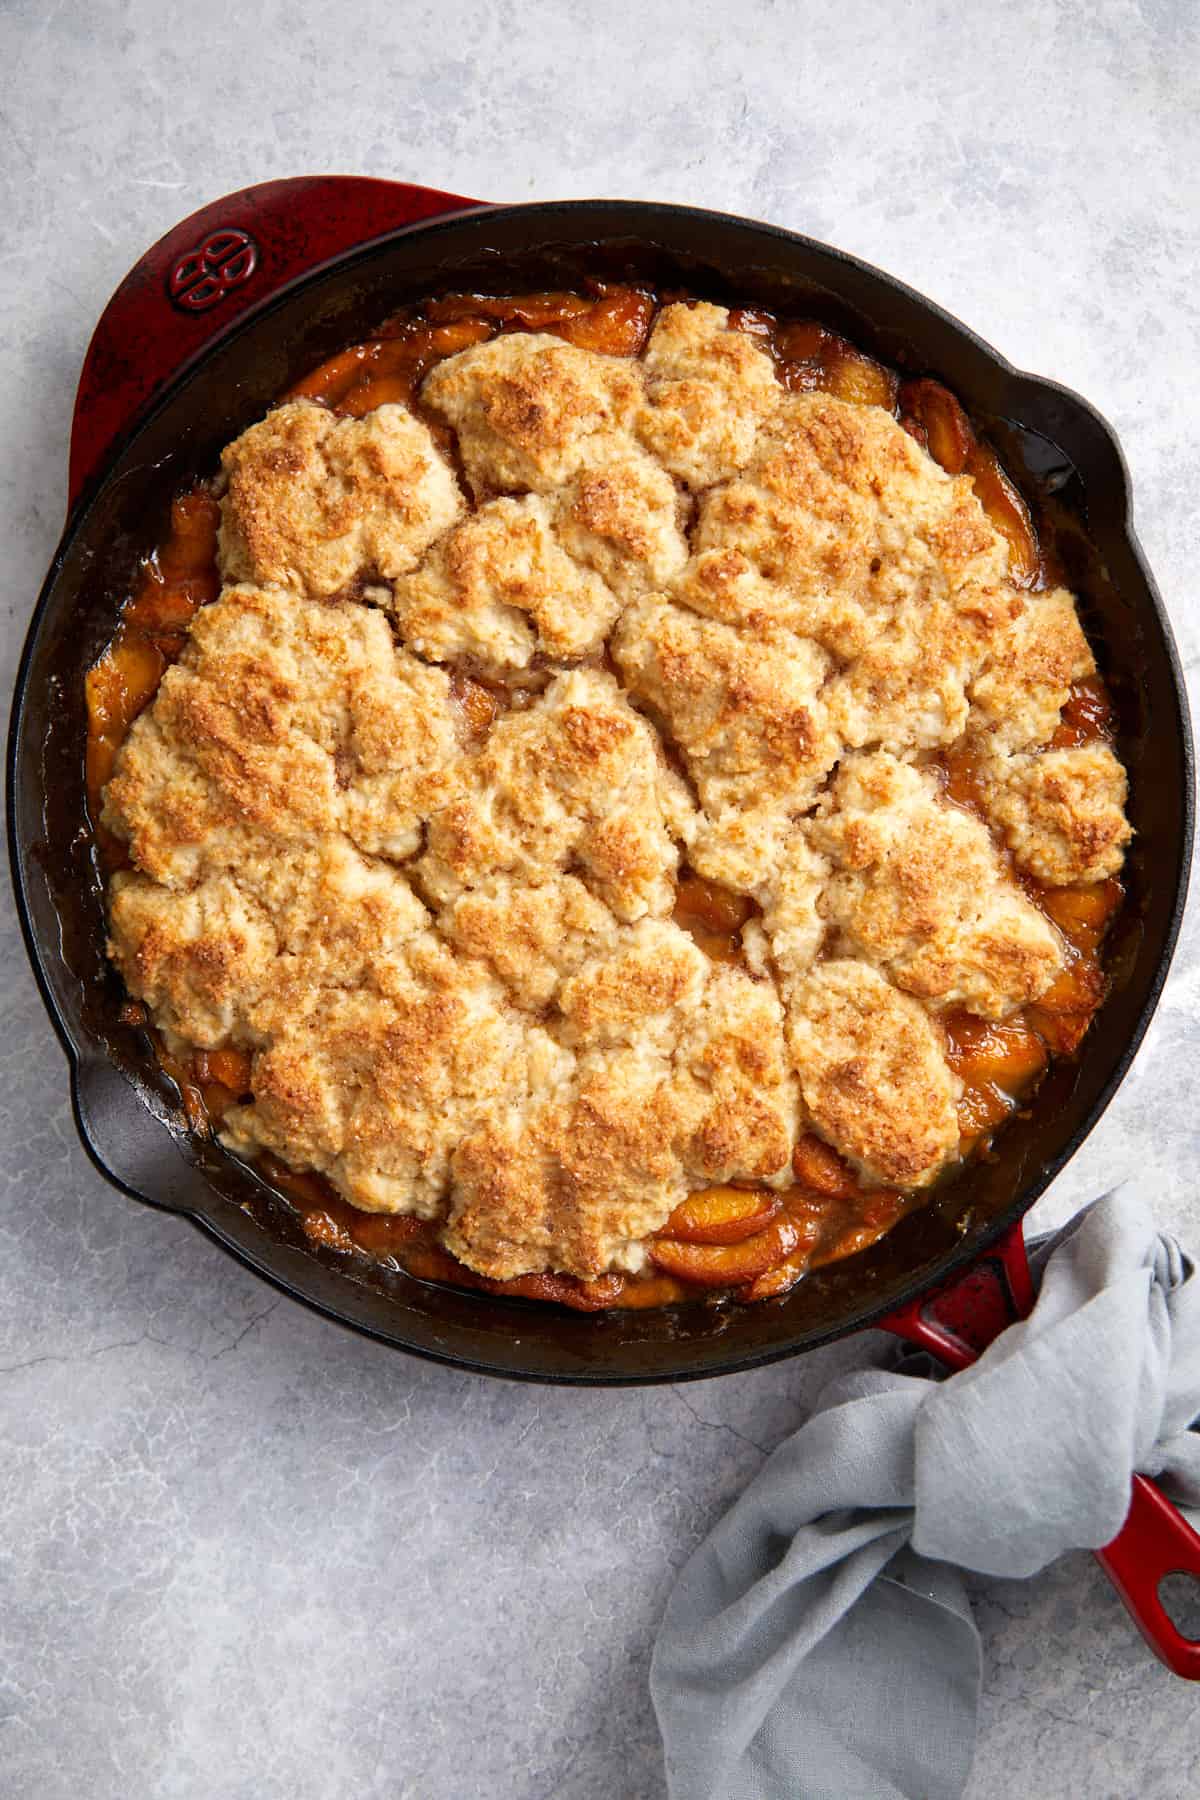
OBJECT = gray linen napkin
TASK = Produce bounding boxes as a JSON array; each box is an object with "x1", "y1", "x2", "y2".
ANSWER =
[{"x1": 651, "y1": 1188, "x2": 1200, "y2": 1800}]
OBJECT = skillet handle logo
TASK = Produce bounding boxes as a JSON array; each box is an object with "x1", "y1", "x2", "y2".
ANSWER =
[{"x1": 166, "y1": 229, "x2": 259, "y2": 313}]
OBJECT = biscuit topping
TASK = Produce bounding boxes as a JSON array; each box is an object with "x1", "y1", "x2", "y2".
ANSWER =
[{"x1": 100, "y1": 297, "x2": 1131, "y2": 1285}]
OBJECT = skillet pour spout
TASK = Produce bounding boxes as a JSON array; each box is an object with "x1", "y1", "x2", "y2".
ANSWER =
[{"x1": 7, "y1": 181, "x2": 1193, "y2": 1388}]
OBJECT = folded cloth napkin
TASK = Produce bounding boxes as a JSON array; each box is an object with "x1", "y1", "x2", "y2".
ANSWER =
[{"x1": 651, "y1": 1188, "x2": 1200, "y2": 1800}]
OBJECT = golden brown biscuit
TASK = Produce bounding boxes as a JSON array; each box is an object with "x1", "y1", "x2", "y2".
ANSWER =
[
  {"x1": 421, "y1": 331, "x2": 643, "y2": 495},
  {"x1": 809, "y1": 752, "x2": 1065, "y2": 1017},
  {"x1": 613, "y1": 594, "x2": 838, "y2": 821},
  {"x1": 102, "y1": 584, "x2": 461, "y2": 881},
  {"x1": 558, "y1": 919, "x2": 708, "y2": 1047},
  {"x1": 689, "y1": 393, "x2": 1009, "y2": 655},
  {"x1": 551, "y1": 443, "x2": 688, "y2": 599},
  {"x1": 108, "y1": 837, "x2": 430, "y2": 1051},
  {"x1": 108, "y1": 868, "x2": 278, "y2": 1050},
  {"x1": 445, "y1": 1050, "x2": 686, "y2": 1277},
  {"x1": 686, "y1": 810, "x2": 830, "y2": 986},
  {"x1": 981, "y1": 744, "x2": 1132, "y2": 884},
  {"x1": 675, "y1": 965, "x2": 798, "y2": 1187},
  {"x1": 438, "y1": 874, "x2": 618, "y2": 1010},
  {"x1": 636, "y1": 301, "x2": 780, "y2": 489},
  {"x1": 390, "y1": 494, "x2": 620, "y2": 668},
  {"x1": 218, "y1": 400, "x2": 462, "y2": 596},
  {"x1": 222, "y1": 934, "x2": 572, "y2": 1219},
  {"x1": 418, "y1": 667, "x2": 695, "y2": 921},
  {"x1": 786, "y1": 959, "x2": 961, "y2": 1186},
  {"x1": 443, "y1": 960, "x2": 796, "y2": 1278},
  {"x1": 687, "y1": 393, "x2": 1016, "y2": 753},
  {"x1": 966, "y1": 587, "x2": 1096, "y2": 751}
]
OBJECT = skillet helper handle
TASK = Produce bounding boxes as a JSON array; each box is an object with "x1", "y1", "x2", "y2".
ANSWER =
[
  {"x1": 1096, "y1": 1479, "x2": 1200, "y2": 1678},
  {"x1": 877, "y1": 1218, "x2": 1033, "y2": 1372},
  {"x1": 68, "y1": 173, "x2": 483, "y2": 513},
  {"x1": 878, "y1": 1221, "x2": 1200, "y2": 1678}
]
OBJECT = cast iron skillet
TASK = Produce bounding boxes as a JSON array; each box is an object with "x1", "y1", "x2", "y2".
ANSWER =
[
  {"x1": 11, "y1": 177, "x2": 1200, "y2": 1675},
  {"x1": 7, "y1": 181, "x2": 1193, "y2": 1395}
]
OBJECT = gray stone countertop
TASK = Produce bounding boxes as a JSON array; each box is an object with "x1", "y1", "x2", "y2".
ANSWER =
[{"x1": 2, "y1": 2, "x2": 1198, "y2": 1794}]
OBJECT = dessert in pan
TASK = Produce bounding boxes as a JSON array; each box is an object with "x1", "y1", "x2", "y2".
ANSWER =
[{"x1": 85, "y1": 285, "x2": 1131, "y2": 1312}]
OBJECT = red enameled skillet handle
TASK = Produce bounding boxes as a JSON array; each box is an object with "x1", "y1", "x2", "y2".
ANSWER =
[
  {"x1": 67, "y1": 174, "x2": 484, "y2": 514},
  {"x1": 879, "y1": 1222, "x2": 1200, "y2": 1677},
  {"x1": 877, "y1": 1218, "x2": 1035, "y2": 1368},
  {"x1": 1095, "y1": 1476, "x2": 1200, "y2": 1677}
]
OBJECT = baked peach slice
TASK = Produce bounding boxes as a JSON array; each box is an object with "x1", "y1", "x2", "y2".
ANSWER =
[
  {"x1": 404, "y1": 1242, "x2": 484, "y2": 1287},
  {"x1": 1050, "y1": 675, "x2": 1114, "y2": 749},
  {"x1": 290, "y1": 320, "x2": 495, "y2": 413},
  {"x1": 744, "y1": 1188, "x2": 908, "y2": 1301},
  {"x1": 899, "y1": 378, "x2": 973, "y2": 475},
  {"x1": 737, "y1": 1211, "x2": 824, "y2": 1301},
  {"x1": 613, "y1": 1273, "x2": 691, "y2": 1310},
  {"x1": 776, "y1": 320, "x2": 825, "y2": 389},
  {"x1": 426, "y1": 289, "x2": 594, "y2": 327},
  {"x1": 1039, "y1": 880, "x2": 1122, "y2": 954},
  {"x1": 955, "y1": 1079, "x2": 1014, "y2": 1140},
  {"x1": 944, "y1": 1011, "x2": 1048, "y2": 1142},
  {"x1": 338, "y1": 376, "x2": 416, "y2": 417},
  {"x1": 193, "y1": 1045, "x2": 254, "y2": 1119},
  {"x1": 820, "y1": 341, "x2": 898, "y2": 410},
  {"x1": 650, "y1": 1212, "x2": 802, "y2": 1288},
  {"x1": 966, "y1": 442, "x2": 1040, "y2": 587},
  {"x1": 1027, "y1": 953, "x2": 1106, "y2": 1054},
  {"x1": 938, "y1": 742, "x2": 990, "y2": 818},
  {"x1": 944, "y1": 1013, "x2": 1048, "y2": 1093},
  {"x1": 672, "y1": 873, "x2": 755, "y2": 963},
  {"x1": 400, "y1": 320, "x2": 496, "y2": 358},
  {"x1": 259, "y1": 1153, "x2": 341, "y2": 1211},
  {"x1": 300, "y1": 1210, "x2": 356, "y2": 1253},
  {"x1": 481, "y1": 1270, "x2": 628, "y2": 1312},
  {"x1": 345, "y1": 1212, "x2": 430, "y2": 1258},
  {"x1": 155, "y1": 1040, "x2": 209, "y2": 1136},
  {"x1": 449, "y1": 671, "x2": 502, "y2": 744},
  {"x1": 900, "y1": 378, "x2": 1040, "y2": 585},
  {"x1": 674, "y1": 874, "x2": 755, "y2": 937},
  {"x1": 123, "y1": 582, "x2": 201, "y2": 634},
  {"x1": 737, "y1": 1258, "x2": 806, "y2": 1302},
  {"x1": 727, "y1": 306, "x2": 777, "y2": 342},
  {"x1": 124, "y1": 496, "x2": 220, "y2": 632},
  {"x1": 553, "y1": 287, "x2": 656, "y2": 356},
  {"x1": 661, "y1": 1185, "x2": 782, "y2": 1246},
  {"x1": 193, "y1": 1047, "x2": 253, "y2": 1096},
  {"x1": 424, "y1": 285, "x2": 655, "y2": 356},
  {"x1": 287, "y1": 344, "x2": 376, "y2": 406},
  {"x1": 811, "y1": 1190, "x2": 907, "y2": 1269},
  {"x1": 86, "y1": 634, "x2": 164, "y2": 744},
  {"x1": 777, "y1": 322, "x2": 898, "y2": 409},
  {"x1": 335, "y1": 328, "x2": 496, "y2": 415},
  {"x1": 791, "y1": 1132, "x2": 859, "y2": 1199}
]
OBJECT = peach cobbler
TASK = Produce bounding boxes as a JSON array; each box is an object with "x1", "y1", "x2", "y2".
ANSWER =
[{"x1": 85, "y1": 287, "x2": 1132, "y2": 1309}]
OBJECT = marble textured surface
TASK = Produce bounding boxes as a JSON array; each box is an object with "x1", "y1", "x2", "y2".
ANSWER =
[{"x1": 2, "y1": 1, "x2": 1199, "y2": 1794}]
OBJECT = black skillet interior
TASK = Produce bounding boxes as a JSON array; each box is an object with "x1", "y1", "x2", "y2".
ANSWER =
[{"x1": 8, "y1": 201, "x2": 1193, "y2": 1382}]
